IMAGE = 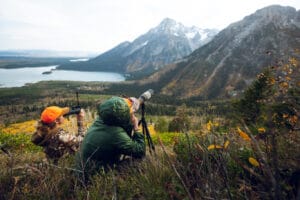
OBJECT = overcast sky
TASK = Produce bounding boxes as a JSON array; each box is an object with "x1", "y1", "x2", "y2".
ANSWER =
[{"x1": 0, "y1": 0, "x2": 299, "y2": 54}]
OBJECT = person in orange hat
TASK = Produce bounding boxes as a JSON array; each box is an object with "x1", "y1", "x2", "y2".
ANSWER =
[{"x1": 32, "y1": 106, "x2": 86, "y2": 165}]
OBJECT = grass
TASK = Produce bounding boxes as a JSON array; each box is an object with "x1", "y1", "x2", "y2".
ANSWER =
[
  {"x1": 1, "y1": 114, "x2": 299, "y2": 199},
  {"x1": 0, "y1": 98, "x2": 299, "y2": 199},
  {"x1": 0, "y1": 145, "x2": 181, "y2": 199}
]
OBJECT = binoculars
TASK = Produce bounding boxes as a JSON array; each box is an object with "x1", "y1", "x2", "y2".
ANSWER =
[{"x1": 64, "y1": 106, "x2": 81, "y2": 116}]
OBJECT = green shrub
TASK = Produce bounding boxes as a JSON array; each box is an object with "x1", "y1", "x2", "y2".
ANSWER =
[
  {"x1": 0, "y1": 132, "x2": 42, "y2": 153},
  {"x1": 168, "y1": 104, "x2": 191, "y2": 132},
  {"x1": 152, "y1": 132, "x2": 180, "y2": 146},
  {"x1": 154, "y1": 117, "x2": 169, "y2": 132}
]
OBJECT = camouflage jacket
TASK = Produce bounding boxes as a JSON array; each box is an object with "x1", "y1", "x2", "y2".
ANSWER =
[{"x1": 32, "y1": 121, "x2": 86, "y2": 161}]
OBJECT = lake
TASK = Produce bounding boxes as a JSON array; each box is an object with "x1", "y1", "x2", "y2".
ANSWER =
[{"x1": 0, "y1": 65, "x2": 125, "y2": 88}]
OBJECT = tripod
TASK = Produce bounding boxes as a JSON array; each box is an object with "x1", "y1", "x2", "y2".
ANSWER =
[{"x1": 138, "y1": 103, "x2": 155, "y2": 154}]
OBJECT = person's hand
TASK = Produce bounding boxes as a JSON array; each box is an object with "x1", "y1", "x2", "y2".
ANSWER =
[
  {"x1": 130, "y1": 113, "x2": 139, "y2": 131},
  {"x1": 77, "y1": 109, "x2": 85, "y2": 121}
]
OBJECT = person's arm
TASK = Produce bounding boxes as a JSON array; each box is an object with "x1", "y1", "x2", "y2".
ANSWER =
[
  {"x1": 113, "y1": 114, "x2": 145, "y2": 158},
  {"x1": 76, "y1": 109, "x2": 86, "y2": 137},
  {"x1": 114, "y1": 130, "x2": 145, "y2": 158},
  {"x1": 58, "y1": 129, "x2": 83, "y2": 152}
]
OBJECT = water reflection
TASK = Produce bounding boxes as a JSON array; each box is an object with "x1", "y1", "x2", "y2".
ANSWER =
[{"x1": 0, "y1": 65, "x2": 125, "y2": 88}]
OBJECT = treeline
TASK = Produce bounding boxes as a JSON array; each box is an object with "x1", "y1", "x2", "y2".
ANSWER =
[
  {"x1": 0, "y1": 57, "x2": 72, "y2": 69},
  {"x1": 0, "y1": 78, "x2": 234, "y2": 125}
]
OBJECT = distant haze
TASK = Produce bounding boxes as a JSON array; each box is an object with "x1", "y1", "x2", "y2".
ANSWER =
[{"x1": 0, "y1": 0, "x2": 299, "y2": 53}]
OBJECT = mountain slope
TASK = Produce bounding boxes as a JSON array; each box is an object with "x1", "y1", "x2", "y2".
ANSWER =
[
  {"x1": 58, "y1": 18, "x2": 218, "y2": 76},
  {"x1": 140, "y1": 5, "x2": 300, "y2": 99}
]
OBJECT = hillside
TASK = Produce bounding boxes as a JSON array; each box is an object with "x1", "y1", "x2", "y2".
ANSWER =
[
  {"x1": 138, "y1": 5, "x2": 300, "y2": 99},
  {"x1": 0, "y1": 53, "x2": 299, "y2": 199}
]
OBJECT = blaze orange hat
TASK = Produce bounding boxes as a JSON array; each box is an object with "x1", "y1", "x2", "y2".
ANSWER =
[{"x1": 41, "y1": 106, "x2": 70, "y2": 123}]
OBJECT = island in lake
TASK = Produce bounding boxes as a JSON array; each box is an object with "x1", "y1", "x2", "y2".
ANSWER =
[
  {"x1": 42, "y1": 68, "x2": 56, "y2": 75},
  {"x1": 42, "y1": 71, "x2": 52, "y2": 75}
]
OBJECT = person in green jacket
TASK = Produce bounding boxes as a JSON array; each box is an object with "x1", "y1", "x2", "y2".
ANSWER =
[{"x1": 76, "y1": 96, "x2": 145, "y2": 180}]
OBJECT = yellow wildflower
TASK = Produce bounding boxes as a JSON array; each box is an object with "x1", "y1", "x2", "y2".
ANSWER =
[
  {"x1": 268, "y1": 77, "x2": 276, "y2": 85},
  {"x1": 223, "y1": 140, "x2": 230, "y2": 149},
  {"x1": 207, "y1": 144, "x2": 223, "y2": 150},
  {"x1": 148, "y1": 124, "x2": 156, "y2": 135},
  {"x1": 248, "y1": 157, "x2": 260, "y2": 167},
  {"x1": 280, "y1": 82, "x2": 289, "y2": 89},
  {"x1": 206, "y1": 120, "x2": 219, "y2": 131},
  {"x1": 206, "y1": 120, "x2": 213, "y2": 131},
  {"x1": 258, "y1": 127, "x2": 266, "y2": 133},
  {"x1": 237, "y1": 127, "x2": 251, "y2": 141},
  {"x1": 2, "y1": 120, "x2": 37, "y2": 134}
]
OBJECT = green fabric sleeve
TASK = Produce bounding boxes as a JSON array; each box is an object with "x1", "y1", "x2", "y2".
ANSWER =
[{"x1": 113, "y1": 130, "x2": 145, "y2": 158}]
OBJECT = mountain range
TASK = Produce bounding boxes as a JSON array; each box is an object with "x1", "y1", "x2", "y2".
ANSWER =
[
  {"x1": 57, "y1": 18, "x2": 218, "y2": 77},
  {"x1": 4, "y1": 5, "x2": 299, "y2": 100},
  {"x1": 137, "y1": 5, "x2": 300, "y2": 99}
]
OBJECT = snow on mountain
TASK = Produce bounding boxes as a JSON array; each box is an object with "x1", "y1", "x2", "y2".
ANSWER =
[
  {"x1": 148, "y1": 18, "x2": 216, "y2": 51},
  {"x1": 58, "y1": 18, "x2": 219, "y2": 76}
]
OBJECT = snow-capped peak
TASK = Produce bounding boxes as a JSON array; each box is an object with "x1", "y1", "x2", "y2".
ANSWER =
[
  {"x1": 123, "y1": 18, "x2": 218, "y2": 58},
  {"x1": 148, "y1": 18, "x2": 218, "y2": 50}
]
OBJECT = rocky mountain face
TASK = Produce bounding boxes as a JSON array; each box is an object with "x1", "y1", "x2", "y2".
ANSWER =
[
  {"x1": 58, "y1": 18, "x2": 218, "y2": 76},
  {"x1": 141, "y1": 5, "x2": 300, "y2": 99}
]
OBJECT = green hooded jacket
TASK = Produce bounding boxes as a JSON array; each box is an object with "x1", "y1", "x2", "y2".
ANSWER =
[{"x1": 76, "y1": 97, "x2": 145, "y2": 175}]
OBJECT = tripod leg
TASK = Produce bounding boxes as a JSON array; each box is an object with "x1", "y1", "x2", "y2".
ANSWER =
[{"x1": 142, "y1": 119, "x2": 155, "y2": 153}]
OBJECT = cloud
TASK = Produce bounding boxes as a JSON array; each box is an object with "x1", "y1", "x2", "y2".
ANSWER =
[{"x1": 0, "y1": 0, "x2": 299, "y2": 52}]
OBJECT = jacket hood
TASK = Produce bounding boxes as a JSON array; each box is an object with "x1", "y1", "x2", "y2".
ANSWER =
[{"x1": 98, "y1": 97, "x2": 131, "y2": 127}]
